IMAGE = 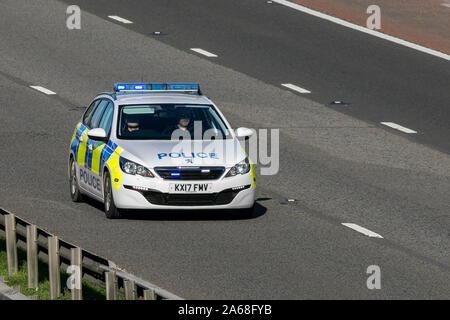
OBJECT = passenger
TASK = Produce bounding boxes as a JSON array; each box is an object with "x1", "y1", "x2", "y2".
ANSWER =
[{"x1": 125, "y1": 116, "x2": 140, "y2": 133}]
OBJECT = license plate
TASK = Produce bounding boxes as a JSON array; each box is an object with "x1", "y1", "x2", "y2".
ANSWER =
[{"x1": 169, "y1": 183, "x2": 212, "y2": 193}]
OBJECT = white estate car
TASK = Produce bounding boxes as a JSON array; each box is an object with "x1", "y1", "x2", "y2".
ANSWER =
[{"x1": 68, "y1": 83, "x2": 256, "y2": 218}]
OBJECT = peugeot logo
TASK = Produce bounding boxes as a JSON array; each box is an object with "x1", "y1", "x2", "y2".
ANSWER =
[{"x1": 185, "y1": 159, "x2": 193, "y2": 164}]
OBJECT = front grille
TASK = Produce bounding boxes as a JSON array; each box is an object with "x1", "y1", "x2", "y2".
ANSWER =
[
  {"x1": 154, "y1": 167, "x2": 225, "y2": 180},
  {"x1": 141, "y1": 185, "x2": 251, "y2": 206}
]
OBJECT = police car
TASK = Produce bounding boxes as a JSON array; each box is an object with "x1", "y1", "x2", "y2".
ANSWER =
[{"x1": 68, "y1": 83, "x2": 256, "y2": 218}]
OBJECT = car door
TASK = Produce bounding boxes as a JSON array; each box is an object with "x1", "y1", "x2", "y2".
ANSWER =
[
  {"x1": 80, "y1": 99, "x2": 110, "y2": 197},
  {"x1": 89, "y1": 100, "x2": 114, "y2": 198},
  {"x1": 77, "y1": 99, "x2": 108, "y2": 195},
  {"x1": 72, "y1": 99, "x2": 99, "y2": 194}
]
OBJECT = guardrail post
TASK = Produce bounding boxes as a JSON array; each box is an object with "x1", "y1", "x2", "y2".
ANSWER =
[
  {"x1": 143, "y1": 289, "x2": 156, "y2": 300},
  {"x1": 105, "y1": 271, "x2": 117, "y2": 300},
  {"x1": 70, "y1": 247, "x2": 82, "y2": 300},
  {"x1": 5, "y1": 214, "x2": 18, "y2": 275},
  {"x1": 26, "y1": 225, "x2": 38, "y2": 289},
  {"x1": 124, "y1": 280, "x2": 136, "y2": 300},
  {"x1": 48, "y1": 236, "x2": 61, "y2": 299}
]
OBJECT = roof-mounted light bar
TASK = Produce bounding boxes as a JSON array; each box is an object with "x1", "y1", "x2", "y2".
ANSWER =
[{"x1": 113, "y1": 83, "x2": 201, "y2": 95}]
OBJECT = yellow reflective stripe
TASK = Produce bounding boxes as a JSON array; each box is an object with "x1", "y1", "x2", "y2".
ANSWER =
[
  {"x1": 76, "y1": 129, "x2": 88, "y2": 166},
  {"x1": 91, "y1": 144, "x2": 106, "y2": 175},
  {"x1": 241, "y1": 146, "x2": 256, "y2": 189},
  {"x1": 250, "y1": 163, "x2": 256, "y2": 189},
  {"x1": 70, "y1": 129, "x2": 76, "y2": 147},
  {"x1": 106, "y1": 146, "x2": 124, "y2": 189}
]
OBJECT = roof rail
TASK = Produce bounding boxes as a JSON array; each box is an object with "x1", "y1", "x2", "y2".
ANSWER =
[{"x1": 97, "y1": 92, "x2": 117, "y2": 100}]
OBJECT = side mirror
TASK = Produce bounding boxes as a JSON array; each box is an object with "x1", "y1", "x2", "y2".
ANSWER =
[
  {"x1": 235, "y1": 127, "x2": 254, "y2": 138},
  {"x1": 87, "y1": 128, "x2": 108, "y2": 142}
]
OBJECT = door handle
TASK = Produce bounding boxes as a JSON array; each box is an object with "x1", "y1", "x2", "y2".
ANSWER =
[
  {"x1": 78, "y1": 136, "x2": 83, "y2": 143},
  {"x1": 88, "y1": 144, "x2": 93, "y2": 151}
]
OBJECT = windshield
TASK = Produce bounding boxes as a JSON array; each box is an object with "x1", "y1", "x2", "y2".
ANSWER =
[{"x1": 117, "y1": 104, "x2": 231, "y2": 140}]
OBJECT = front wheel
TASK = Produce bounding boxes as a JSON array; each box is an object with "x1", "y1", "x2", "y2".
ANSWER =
[
  {"x1": 69, "y1": 157, "x2": 83, "y2": 202},
  {"x1": 103, "y1": 171, "x2": 122, "y2": 219}
]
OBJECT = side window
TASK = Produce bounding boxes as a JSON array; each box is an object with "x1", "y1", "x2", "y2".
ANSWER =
[
  {"x1": 89, "y1": 100, "x2": 109, "y2": 129},
  {"x1": 98, "y1": 102, "x2": 114, "y2": 136},
  {"x1": 83, "y1": 100, "x2": 100, "y2": 126}
]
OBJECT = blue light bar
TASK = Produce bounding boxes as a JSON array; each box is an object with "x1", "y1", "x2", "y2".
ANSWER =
[
  {"x1": 114, "y1": 82, "x2": 200, "y2": 94},
  {"x1": 114, "y1": 83, "x2": 152, "y2": 91},
  {"x1": 170, "y1": 172, "x2": 181, "y2": 177},
  {"x1": 166, "y1": 83, "x2": 199, "y2": 90}
]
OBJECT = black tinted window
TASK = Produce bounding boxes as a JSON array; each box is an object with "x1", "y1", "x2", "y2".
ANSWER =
[{"x1": 117, "y1": 104, "x2": 230, "y2": 140}]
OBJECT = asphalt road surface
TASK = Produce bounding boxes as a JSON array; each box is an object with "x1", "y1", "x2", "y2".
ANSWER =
[{"x1": 0, "y1": 0, "x2": 449, "y2": 299}]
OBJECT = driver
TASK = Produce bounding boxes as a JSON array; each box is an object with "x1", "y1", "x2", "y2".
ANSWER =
[{"x1": 125, "y1": 116, "x2": 140, "y2": 133}]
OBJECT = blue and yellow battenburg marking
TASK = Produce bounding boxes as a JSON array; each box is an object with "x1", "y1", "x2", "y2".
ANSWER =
[
  {"x1": 70, "y1": 122, "x2": 124, "y2": 190},
  {"x1": 105, "y1": 140, "x2": 123, "y2": 189}
]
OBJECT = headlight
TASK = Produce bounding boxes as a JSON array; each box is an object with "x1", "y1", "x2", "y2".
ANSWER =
[
  {"x1": 225, "y1": 158, "x2": 251, "y2": 177},
  {"x1": 119, "y1": 157, "x2": 154, "y2": 177}
]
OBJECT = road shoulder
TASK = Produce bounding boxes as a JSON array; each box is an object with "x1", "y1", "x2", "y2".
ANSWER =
[{"x1": 289, "y1": 0, "x2": 450, "y2": 54}]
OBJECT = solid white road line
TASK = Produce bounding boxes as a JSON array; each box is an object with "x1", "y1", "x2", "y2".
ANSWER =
[
  {"x1": 108, "y1": 15, "x2": 133, "y2": 24},
  {"x1": 29, "y1": 86, "x2": 56, "y2": 95},
  {"x1": 281, "y1": 83, "x2": 311, "y2": 94},
  {"x1": 190, "y1": 48, "x2": 218, "y2": 58},
  {"x1": 380, "y1": 122, "x2": 417, "y2": 134},
  {"x1": 442, "y1": 3, "x2": 450, "y2": 8},
  {"x1": 342, "y1": 223, "x2": 383, "y2": 238},
  {"x1": 271, "y1": 0, "x2": 450, "y2": 61}
]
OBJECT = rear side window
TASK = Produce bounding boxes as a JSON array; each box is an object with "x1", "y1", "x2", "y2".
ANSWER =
[
  {"x1": 98, "y1": 102, "x2": 114, "y2": 136},
  {"x1": 89, "y1": 100, "x2": 109, "y2": 129},
  {"x1": 83, "y1": 100, "x2": 100, "y2": 126}
]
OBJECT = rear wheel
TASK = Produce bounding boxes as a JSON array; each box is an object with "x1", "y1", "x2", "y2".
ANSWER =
[
  {"x1": 69, "y1": 157, "x2": 83, "y2": 202},
  {"x1": 103, "y1": 171, "x2": 122, "y2": 219}
]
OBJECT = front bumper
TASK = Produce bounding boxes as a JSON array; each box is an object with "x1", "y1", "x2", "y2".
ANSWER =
[{"x1": 112, "y1": 171, "x2": 255, "y2": 210}]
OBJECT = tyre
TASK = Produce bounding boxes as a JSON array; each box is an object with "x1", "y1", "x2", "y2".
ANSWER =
[
  {"x1": 103, "y1": 171, "x2": 122, "y2": 219},
  {"x1": 69, "y1": 157, "x2": 83, "y2": 202}
]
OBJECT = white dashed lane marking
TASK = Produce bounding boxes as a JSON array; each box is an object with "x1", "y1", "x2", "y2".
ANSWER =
[
  {"x1": 281, "y1": 83, "x2": 311, "y2": 94},
  {"x1": 29, "y1": 86, "x2": 56, "y2": 95},
  {"x1": 381, "y1": 122, "x2": 417, "y2": 134},
  {"x1": 342, "y1": 223, "x2": 383, "y2": 238},
  {"x1": 108, "y1": 15, "x2": 133, "y2": 24},
  {"x1": 190, "y1": 48, "x2": 218, "y2": 58}
]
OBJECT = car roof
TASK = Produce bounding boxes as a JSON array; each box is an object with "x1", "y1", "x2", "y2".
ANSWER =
[{"x1": 96, "y1": 92, "x2": 213, "y2": 105}]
